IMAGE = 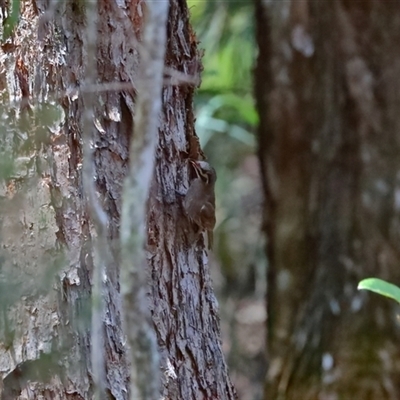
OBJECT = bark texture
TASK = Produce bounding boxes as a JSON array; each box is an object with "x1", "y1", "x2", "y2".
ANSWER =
[
  {"x1": 0, "y1": 0, "x2": 236, "y2": 399},
  {"x1": 148, "y1": 5, "x2": 236, "y2": 399},
  {"x1": 256, "y1": 1, "x2": 400, "y2": 399}
]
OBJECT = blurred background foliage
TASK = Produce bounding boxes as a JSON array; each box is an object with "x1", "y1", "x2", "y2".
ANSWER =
[
  {"x1": 188, "y1": 2, "x2": 266, "y2": 399},
  {"x1": 188, "y1": 0, "x2": 264, "y2": 295}
]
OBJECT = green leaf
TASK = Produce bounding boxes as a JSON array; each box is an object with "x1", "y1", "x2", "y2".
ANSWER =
[
  {"x1": 358, "y1": 278, "x2": 400, "y2": 304},
  {"x1": 3, "y1": 0, "x2": 20, "y2": 40}
]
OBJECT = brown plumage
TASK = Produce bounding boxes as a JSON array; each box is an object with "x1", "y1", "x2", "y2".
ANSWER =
[{"x1": 183, "y1": 160, "x2": 217, "y2": 249}]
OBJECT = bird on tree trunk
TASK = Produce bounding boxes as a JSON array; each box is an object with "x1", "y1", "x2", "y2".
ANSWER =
[{"x1": 184, "y1": 160, "x2": 217, "y2": 250}]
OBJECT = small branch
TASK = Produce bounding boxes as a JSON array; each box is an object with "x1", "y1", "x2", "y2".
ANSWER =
[
  {"x1": 6, "y1": 70, "x2": 196, "y2": 110},
  {"x1": 120, "y1": 2, "x2": 169, "y2": 400},
  {"x1": 81, "y1": 1, "x2": 107, "y2": 399}
]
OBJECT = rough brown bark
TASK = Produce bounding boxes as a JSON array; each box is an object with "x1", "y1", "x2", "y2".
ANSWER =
[
  {"x1": 147, "y1": 5, "x2": 236, "y2": 399},
  {"x1": 0, "y1": 0, "x2": 236, "y2": 399},
  {"x1": 256, "y1": 1, "x2": 400, "y2": 399}
]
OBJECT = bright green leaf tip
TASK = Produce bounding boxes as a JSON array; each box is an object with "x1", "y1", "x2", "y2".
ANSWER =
[{"x1": 358, "y1": 278, "x2": 400, "y2": 304}]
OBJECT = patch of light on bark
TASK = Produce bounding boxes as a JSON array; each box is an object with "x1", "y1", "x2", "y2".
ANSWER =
[
  {"x1": 291, "y1": 25, "x2": 314, "y2": 57},
  {"x1": 107, "y1": 106, "x2": 121, "y2": 122},
  {"x1": 362, "y1": 191, "x2": 372, "y2": 208},
  {"x1": 329, "y1": 298, "x2": 340, "y2": 316},
  {"x1": 202, "y1": 248, "x2": 209, "y2": 265},
  {"x1": 351, "y1": 295, "x2": 363, "y2": 312},
  {"x1": 322, "y1": 353, "x2": 334, "y2": 371},
  {"x1": 277, "y1": 269, "x2": 291, "y2": 291},
  {"x1": 374, "y1": 179, "x2": 390, "y2": 195},
  {"x1": 165, "y1": 358, "x2": 177, "y2": 380}
]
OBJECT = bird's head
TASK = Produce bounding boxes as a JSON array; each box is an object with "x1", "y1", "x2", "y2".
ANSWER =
[{"x1": 190, "y1": 160, "x2": 217, "y2": 186}]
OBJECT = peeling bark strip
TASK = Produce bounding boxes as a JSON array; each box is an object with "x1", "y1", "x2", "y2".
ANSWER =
[
  {"x1": 81, "y1": 1, "x2": 108, "y2": 399},
  {"x1": 120, "y1": 3, "x2": 169, "y2": 400},
  {"x1": 0, "y1": 0, "x2": 236, "y2": 399}
]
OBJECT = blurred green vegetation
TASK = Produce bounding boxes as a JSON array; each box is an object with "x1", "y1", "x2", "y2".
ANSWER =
[
  {"x1": 189, "y1": 4, "x2": 266, "y2": 398},
  {"x1": 2, "y1": 0, "x2": 20, "y2": 40},
  {"x1": 189, "y1": 0, "x2": 265, "y2": 296}
]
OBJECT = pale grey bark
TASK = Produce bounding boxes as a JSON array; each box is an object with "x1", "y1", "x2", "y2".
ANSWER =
[
  {"x1": 120, "y1": 3, "x2": 169, "y2": 400},
  {"x1": 81, "y1": 1, "x2": 108, "y2": 399}
]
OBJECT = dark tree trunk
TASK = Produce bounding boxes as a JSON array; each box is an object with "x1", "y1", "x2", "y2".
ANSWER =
[
  {"x1": 255, "y1": 1, "x2": 400, "y2": 399},
  {"x1": 0, "y1": 0, "x2": 236, "y2": 399}
]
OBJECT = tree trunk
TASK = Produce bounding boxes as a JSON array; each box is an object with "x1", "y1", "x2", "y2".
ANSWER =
[
  {"x1": 0, "y1": 1, "x2": 236, "y2": 399},
  {"x1": 255, "y1": 1, "x2": 400, "y2": 399}
]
